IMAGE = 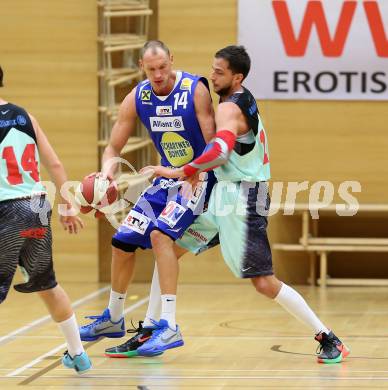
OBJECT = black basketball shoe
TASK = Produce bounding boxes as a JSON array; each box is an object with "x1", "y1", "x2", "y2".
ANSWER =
[
  {"x1": 105, "y1": 320, "x2": 162, "y2": 358},
  {"x1": 315, "y1": 331, "x2": 350, "y2": 363}
]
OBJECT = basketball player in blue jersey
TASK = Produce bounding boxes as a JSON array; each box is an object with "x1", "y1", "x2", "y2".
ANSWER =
[
  {"x1": 138, "y1": 46, "x2": 350, "y2": 364},
  {"x1": 80, "y1": 41, "x2": 216, "y2": 356},
  {"x1": 0, "y1": 66, "x2": 91, "y2": 373}
]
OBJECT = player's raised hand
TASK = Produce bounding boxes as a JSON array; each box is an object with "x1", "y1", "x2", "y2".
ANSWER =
[{"x1": 60, "y1": 215, "x2": 84, "y2": 234}]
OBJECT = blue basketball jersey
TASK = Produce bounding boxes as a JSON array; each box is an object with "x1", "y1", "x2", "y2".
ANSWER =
[{"x1": 135, "y1": 71, "x2": 209, "y2": 167}]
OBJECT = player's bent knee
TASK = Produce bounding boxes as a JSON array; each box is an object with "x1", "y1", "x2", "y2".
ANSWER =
[
  {"x1": 150, "y1": 229, "x2": 162, "y2": 243},
  {"x1": 150, "y1": 229, "x2": 171, "y2": 247},
  {"x1": 251, "y1": 276, "x2": 277, "y2": 298},
  {"x1": 36, "y1": 284, "x2": 60, "y2": 299}
]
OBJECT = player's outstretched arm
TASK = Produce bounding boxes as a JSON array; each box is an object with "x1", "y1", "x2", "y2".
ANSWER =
[
  {"x1": 194, "y1": 80, "x2": 216, "y2": 143},
  {"x1": 102, "y1": 89, "x2": 138, "y2": 178},
  {"x1": 140, "y1": 103, "x2": 240, "y2": 179},
  {"x1": 30, "y1": 114, "x2": 84, "y2": 234}
]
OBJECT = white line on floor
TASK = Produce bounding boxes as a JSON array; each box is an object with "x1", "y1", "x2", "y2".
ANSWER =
[
  {"x1": 14, "y1": 374, "x2": 388, "y2": 381},
  {"x1": 6, "y1": 296, "x2": 149, "y2": 378},
  {"x1": 46, "y1": 368, "x2": 388, "y2": 373},
  {"x1": 178, "y1": 309, "x2": 388, "y2": 315},
  {"x1": 4, "y1": 368, "x2": 388, "y2": 375},
  {"x1": 0, "y1": 286, "x2": 110, "y2": 347},
  {"x1": 5, "y1": 343, "x2": 68, "y2": 378}
]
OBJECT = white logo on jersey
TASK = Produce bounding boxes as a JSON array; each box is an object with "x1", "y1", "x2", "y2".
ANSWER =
[
  {"x1": 150, "y1": 116, "x2": 185, "y2": 132},
  {"x1": 1, "y1": 110, "x2": 10, "y2": 115},
  {"x1": 159, "y1": 178, "x2": 180, "y2": 189},
  {"x1": 122, "y1": 210, "x2": 151, "y2": 235},
  {"x1": 156, "y1": 106, "x2": 173, "y2": 116},
  {"x1": 159, "y1": 201, "x2": 186, "y2": 227}
]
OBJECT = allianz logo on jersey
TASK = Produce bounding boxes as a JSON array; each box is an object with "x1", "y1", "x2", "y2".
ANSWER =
[
  {"x1": 0, "y1": 119, "x2": 17, "y2": 128},
  {"x1": 156, "y1": 106, "x2": 173, "y2": 116},
  {"x1": 150, "y1": 116, "x2": 185, "y2": 132},
  {"x1": 0, "y1": 116, "x2": 26, "y2": 128}
]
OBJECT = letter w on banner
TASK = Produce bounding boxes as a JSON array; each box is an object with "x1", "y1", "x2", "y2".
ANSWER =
[{"x1": 238, "y1": 0, "x2": 388, "y2": 100}]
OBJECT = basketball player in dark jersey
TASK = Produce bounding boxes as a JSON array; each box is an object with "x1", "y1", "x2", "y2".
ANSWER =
[
  {"x1": 140, "y1": 46, "x2": 350, "y2": 363},
  {"x1": 0, "y1": 66, "x2": 91, "y2": 373}
]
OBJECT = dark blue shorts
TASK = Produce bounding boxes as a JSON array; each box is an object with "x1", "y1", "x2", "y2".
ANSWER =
[{"x1": 112, "y1": 173, "x2": 216, "y2": 251}]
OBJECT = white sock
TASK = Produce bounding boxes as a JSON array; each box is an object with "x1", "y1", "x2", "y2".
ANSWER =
[
  {"x1": 160, "y1": 294, "x2": 176, "y2": 330},
  {"x1": 275, "y1": 283, "x2": 330, "y2": 335},
  {"x1": 58, "y1": 314, "x2": 84, "y2": 357},
  {"x1": 108, "y1": 290, "x2": 126, "y2": 322},
  {"x1": 143, "y1": 264, "x2": 161, "y2": 327}
]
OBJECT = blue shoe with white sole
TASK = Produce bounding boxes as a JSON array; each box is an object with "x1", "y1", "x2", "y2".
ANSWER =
[
  {"x1": 62, "y1": 351, "x2": 92, "y2": 374},
  {"x1": 137, "y1": 319, "x2": 184, "y2": 356},
  {"x1": 79, "y1": 308, "x2": 125, "y2": 341}
]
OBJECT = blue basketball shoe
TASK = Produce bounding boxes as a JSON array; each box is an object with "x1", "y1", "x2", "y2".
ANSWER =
[
  {"x1": 137, "y1": 319, "x2": 184, "y2": 356},
  {"x1": 62, "y1": 351, "x2": 92, "y2": 374},
  {"x1": 79, "y1": 308, "x2": 125, "y2": 341}
]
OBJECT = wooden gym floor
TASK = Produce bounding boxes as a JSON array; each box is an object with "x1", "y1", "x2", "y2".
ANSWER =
[{"x1": 1, "y1": 281, "x2": 388, "y2": 389}]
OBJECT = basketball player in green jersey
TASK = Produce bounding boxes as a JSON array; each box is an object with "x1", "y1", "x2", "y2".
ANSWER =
[
  {"x1": 138, "y1": 46, "x2": 350, "y2": 363},
  {"x1": 0, "y1": 66, "x2": 91, "y2": 373}
]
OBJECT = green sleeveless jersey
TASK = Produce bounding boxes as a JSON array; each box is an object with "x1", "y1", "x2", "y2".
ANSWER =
[
  {"x1": 214, "y1": 87, "x2": 271, "y2": 182},
  {"x1": 0, "y1": 103, "x2": 46, "y2": 201}
]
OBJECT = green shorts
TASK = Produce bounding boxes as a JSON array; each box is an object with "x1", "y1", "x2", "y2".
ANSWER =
[{"x1": 177, "y1": 181, "x2": 273, "y2": 278}]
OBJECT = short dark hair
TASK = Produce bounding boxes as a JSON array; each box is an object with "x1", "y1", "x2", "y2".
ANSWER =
[
  {"x1": 140, "y1": 40, "x2": 170, "y2": 59},
  {"x1": 0, "y1": 66, "x2": 3, "y2": 87},
  {"x1": 215, "y1": 45, "x2": 251, "y2": 80}
]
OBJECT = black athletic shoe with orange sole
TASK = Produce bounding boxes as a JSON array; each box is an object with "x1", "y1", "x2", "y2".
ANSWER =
[{"x1": 315, "y1": 331, "x2": 350, "y2": 364}]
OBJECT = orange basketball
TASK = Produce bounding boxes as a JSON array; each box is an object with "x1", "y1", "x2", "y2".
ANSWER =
[{"x1": 75, "y1": 172, "x2": 118, "y2": 214}]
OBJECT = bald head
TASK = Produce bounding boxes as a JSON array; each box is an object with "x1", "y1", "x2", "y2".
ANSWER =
[{"x1": 140, "y1": 40, "x2": 170, "y2": 59}]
